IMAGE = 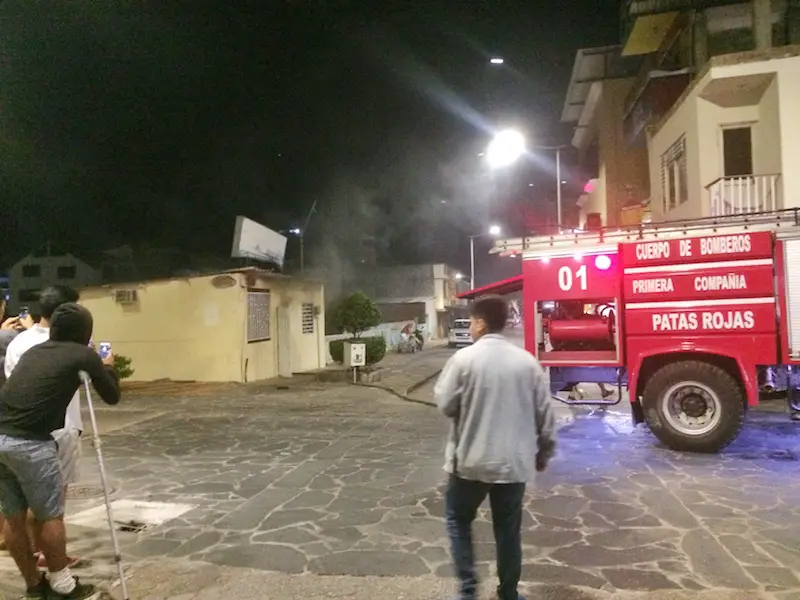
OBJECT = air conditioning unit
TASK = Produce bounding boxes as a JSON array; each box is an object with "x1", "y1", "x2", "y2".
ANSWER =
[{"x1": 113, "y1": 289, "x2": 138, "y2": 304}]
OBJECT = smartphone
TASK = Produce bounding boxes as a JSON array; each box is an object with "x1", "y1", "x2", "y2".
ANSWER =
[
  {"x1": 98, "y1": 342, "x2": 112, "y2": 360},
  {"x1": 18, "y1": 306, "x2": 29, "y2": 319}
]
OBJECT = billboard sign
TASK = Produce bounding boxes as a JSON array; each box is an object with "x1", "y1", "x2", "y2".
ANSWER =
[{"x1": 231, "y1": 216, "x2": 287, "y2": 268}]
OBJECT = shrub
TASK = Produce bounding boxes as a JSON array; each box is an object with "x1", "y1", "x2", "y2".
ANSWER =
[
  {"x1": 113, "y1": 354, "x2": 135, "y2": 380},
  {"x1": 331, "y1": 291, "x2": 381, "y2": 338},
  {"x1": 329, "y1": 339, "x2": 345, "y2": 363},
  {"x1": 363, "y1": 336, "x2": 386, "y2": 365},
  {"x1": 329, "y1": 335, "x2": 386, "y2": 366}
]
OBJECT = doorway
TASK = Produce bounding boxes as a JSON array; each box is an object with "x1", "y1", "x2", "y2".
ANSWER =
[{"x1": 722, "y1": 126, "x2": 753, "y2": 177}]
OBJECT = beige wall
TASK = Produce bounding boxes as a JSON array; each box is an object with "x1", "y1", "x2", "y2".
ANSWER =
[
  {"x1": 596, "y1": 79, "x2": 650, "y2": 227},
  {"x1": 81, "y1": 273, "x2": 326, "y2": 383},
  {"x1": 81, "y1": 274, "x2": 244, "y2": 382},
  {"x1": 649, "y1": 53, "x2": 800, "y2": 220},
  {"x1": 752, "y1": 77, "x2": 782, "y2": 176}
]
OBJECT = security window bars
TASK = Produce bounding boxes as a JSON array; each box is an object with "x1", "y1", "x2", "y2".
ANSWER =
[
  {"x1": 302, "y1": 303, "x2": 315, "y2": 334},
  {"x1": 247, "y1": 291, "x2": 271, "y2": 342},
  {"x1": 661, "y1": 136, "x2": 688, "y2": 213}
]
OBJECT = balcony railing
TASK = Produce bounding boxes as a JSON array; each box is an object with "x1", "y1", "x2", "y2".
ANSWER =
[{"x1": 707, "y1": 174, "x2": 782, "y2": 217}]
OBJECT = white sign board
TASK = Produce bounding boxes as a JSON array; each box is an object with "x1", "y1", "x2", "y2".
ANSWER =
[
  {"x1": 231, "y1": 216, "x2": 288, "y2": 268},
  {"x1": 344, "y1": 341, "x2": 366, "y2": 368}
]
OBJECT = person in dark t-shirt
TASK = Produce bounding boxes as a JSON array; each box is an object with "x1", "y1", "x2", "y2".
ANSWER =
[{"x1": 0, "y1": 303, "x2": 120, "y2": 599}]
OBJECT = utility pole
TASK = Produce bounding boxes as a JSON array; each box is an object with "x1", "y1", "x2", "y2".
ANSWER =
[
  {"x1": 299, "y1": 199, "x2": 317, "y2": 273},
  {"x1": 531, "y1": 145, "x2": 570, "y2": 231},
  {"x1": 469, "y1": 236, "x2": 476, "y2": 290}
]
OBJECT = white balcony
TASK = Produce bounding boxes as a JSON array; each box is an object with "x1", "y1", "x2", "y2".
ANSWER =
[{"x1": 706, "y1": 174, "x2": 782, "y2": 217}]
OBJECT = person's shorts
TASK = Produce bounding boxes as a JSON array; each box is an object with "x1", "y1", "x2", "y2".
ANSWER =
[
  {"x1": 53, "y1": 428, "x2": 82, "y2": 486},
  {"x1": 0, "y1": 434, "x2": 64, "y2": 520}
]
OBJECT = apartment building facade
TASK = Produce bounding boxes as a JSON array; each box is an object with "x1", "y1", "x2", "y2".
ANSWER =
[{"x1": 564, "y1": 0, "x2": 800, "y2": 225}]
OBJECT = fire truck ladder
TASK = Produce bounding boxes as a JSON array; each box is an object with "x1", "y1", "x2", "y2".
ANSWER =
[{"x1": 490, "y1": 208, "x2": 800, "y2": 256}]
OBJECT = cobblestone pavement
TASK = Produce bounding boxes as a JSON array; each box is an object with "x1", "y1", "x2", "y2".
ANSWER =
[{"x1": 1, "y1": 375, "x2": 800, "y2": 599}]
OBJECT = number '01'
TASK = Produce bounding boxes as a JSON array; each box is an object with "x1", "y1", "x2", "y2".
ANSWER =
[{"x1": 557, "y1": 265, "x2": 587, "y2": 291}]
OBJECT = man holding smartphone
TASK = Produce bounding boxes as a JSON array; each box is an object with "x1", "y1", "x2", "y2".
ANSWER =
[
  {"x1": 0, "y1": 302, "x2": 120, "y2": 599},
  {"x1": 0, "y1": 300, "x2": 34, "y2": 551},
  {"x1": 4, "y1": 286, "x2": 85, "y2": 569}
]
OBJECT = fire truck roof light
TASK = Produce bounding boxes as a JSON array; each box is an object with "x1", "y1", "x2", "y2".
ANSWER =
[
  {"x1": 595, "y1": 255, "x2": 612, "y2": 270},
  {"x1": 573, "y1": 253, "x2": 583, "y2": 262}
]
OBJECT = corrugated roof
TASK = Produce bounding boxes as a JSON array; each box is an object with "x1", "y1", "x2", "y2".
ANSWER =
[
  {"x1": 456, "y1": 275, "x2": 523, "y2": 300},
  {"x1": 561, "y1": 46, "x2": 621, "y2": 123},
  {"x1": 81, "y1": 266, "x2": 323, "y2": 292},
  {"x1": 375, "y1": 296, "x2": 435, "y2": 304}
]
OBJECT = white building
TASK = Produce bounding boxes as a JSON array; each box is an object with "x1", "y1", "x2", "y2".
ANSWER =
[
  {"x1": 8, "y1": 251, "x2": 99, "y2": 311},
  {"x1": 649, "y1": 45, "x2": 800, "y2": 220},
  {"x1": 563, "y1": 0, "x2": 800, "y2": 227}
]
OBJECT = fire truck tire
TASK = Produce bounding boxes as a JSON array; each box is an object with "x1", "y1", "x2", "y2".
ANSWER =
[{"x1": 642, "y1": 361, "x2": 745, "y2": 453}]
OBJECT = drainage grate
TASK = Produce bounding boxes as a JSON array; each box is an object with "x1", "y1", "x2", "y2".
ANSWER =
[
  {"x1": 115, "y1": 520, "x2": 148, "y2": 533},
  {"x1": 68, "y1": 500, "x2": 196, "y2": 532},
  {"x1": 67, "y1": 485, "x2": 114, "y2": 500}
]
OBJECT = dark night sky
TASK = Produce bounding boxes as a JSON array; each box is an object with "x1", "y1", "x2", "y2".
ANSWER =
[{"x1": 0, "y1": 1, "x2": 620, "y2": 276}]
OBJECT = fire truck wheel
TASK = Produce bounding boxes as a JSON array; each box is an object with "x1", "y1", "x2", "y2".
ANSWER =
[{"x1": 642, "y1": 361, "x2": 745, "y2": 454}]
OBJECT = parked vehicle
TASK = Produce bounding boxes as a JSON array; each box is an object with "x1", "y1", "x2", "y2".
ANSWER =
[
  {"x1": 460, "y1": 209, "x2": 800, "y2": 453},
  {"x1": 448, "y1": 318, "x2": 473, "y2": 348}
]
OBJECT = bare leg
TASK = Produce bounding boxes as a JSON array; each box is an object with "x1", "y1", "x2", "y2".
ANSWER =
[
  {"x1": 27, "y1": 509, "x2": 38, "y2": 553},
  {"x1": 36, "y1": 485, "x2": 67, "y2": 555},
  {"x1": 0, "y1": 514, "x2": 6, "y2": 550},
  {"x1": 35, "y1": 516, "x2": 70, "y2": 572},
  {"x1": 2, "y1": 511, "x2": 39, "y2": 588}
]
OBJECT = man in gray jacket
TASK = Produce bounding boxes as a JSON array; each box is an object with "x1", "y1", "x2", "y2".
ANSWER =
[{"x1": 435, "y1": 294, "x2": 557, "y2": 600}]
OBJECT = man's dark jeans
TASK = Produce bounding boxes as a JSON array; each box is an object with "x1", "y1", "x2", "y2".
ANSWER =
[{"x1": 445, "y1": 474, "x2": 526, "y2": 600}]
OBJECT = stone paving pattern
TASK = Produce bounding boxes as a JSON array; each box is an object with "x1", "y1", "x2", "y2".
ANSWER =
[{"x1": 2, "y1": 371, "x2": 800, "y2": 598}]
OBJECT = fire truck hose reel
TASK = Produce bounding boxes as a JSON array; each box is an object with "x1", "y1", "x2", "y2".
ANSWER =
[{"x1": 548, "y1": 317, "x2": 612, "y2": 345}]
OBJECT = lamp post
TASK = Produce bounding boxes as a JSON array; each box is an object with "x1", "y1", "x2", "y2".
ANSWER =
[
  {"x1": 285, "y1": 199, "x2": 318, "y2": 273},
  {"x1": 468, "y1": 225, "x2": 501, "y2": 290},
  {"x1": 530, "y1": 144, "x2": 570, "y2": 230}
]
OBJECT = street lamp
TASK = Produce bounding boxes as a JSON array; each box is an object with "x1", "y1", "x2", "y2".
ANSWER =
[
  {"x1": 469, "y1": 225, "x2": 502, "y2": 290},
  {"x1": 489, "y1": 57, "x2": 504, "y2": 65},
  {"x1": 529, "y1": 144, "x2": 570, "y2": 231},
  {"x1": 486, "y1": 129, "x2": 525, "y2": 169},
  {"x1": 284, "y1": 200, "x2": 318, "y2": 273}
]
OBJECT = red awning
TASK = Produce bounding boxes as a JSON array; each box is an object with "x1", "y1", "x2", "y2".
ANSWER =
[{"x1": 457, "y1": 275, "x2": 524, "y2": 300}]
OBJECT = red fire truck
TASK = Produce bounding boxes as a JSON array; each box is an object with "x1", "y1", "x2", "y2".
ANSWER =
[{"x1": 459, "y1": 211, "x2": 800, "y2": 453}]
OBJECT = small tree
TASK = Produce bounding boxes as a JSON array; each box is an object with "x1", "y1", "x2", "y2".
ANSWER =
[
  {"x1": 113, "y1": 355, "x2": 135, "y2": 380},
  {"x1": 332, "y1": 291, "x2": 381, "y2": 338}
]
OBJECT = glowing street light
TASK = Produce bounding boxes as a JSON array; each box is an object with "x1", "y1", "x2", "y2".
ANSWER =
[
  {"x1": 490, "y1": 57, "x2": 504, "y2": 65},
  {"x1": 468, "y1": 225, "x2": 502, "y2": 290},
  {"x1": 486, "y1": 129, "x2": 526, "y2": 169}
]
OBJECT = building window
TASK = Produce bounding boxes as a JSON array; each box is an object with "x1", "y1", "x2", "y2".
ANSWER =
[
  {"x1": 18, "y1": 289, "x2": 40, "y2": 302},
  {"x1": 21, "y1": 264, "x2": 41, "y2": 278},
  {"x1": 661, "y1": 136, "x2": 688, "y2": 213},
  {"x1": 301, "y1": 303, "x2": 315, "y2": 334},
  {"x1": 722, "y1": 126, "x2": 753, "y2": 177},
  {"x1": 57, "y1": 265, "x2": 77, "y2": 280},
  {"x1": 247, "y1": 291, "x2": 271, "y2": 342}
]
